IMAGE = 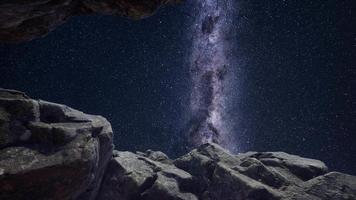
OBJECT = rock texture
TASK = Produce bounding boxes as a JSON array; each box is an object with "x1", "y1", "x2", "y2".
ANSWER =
[
  {"x1": 97, "y1": 150, "x2": 198, "y2": 200},
  {"x1": 0, "y1": 0, "x2": 180, "y2": 42},
  {"x1": 174, "y1": 144, "x2": 356, "y2": 200},
  {"x1": 0, "y1": 89, "x2": 113, "y2": 200},
  {"x1": 98, "y1": 143, "x2": 356, "y2": 200},
  {"x1": 0, "y1": 88, "x2": 355, "y2": 200}
]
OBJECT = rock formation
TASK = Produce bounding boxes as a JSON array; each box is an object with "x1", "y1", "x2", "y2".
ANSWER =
[
  {"x1": 0, "y1": 89, "x2": 113, "y2": 200},
  {"x1": 97, "y1": 150, "x2": 198, "y2": 200},
  {"x1": 0, "y1": 0, "x2": 180, "y2": 42},
  {"x1": 0, "y1": 88, "x2": 355, "y2": 200},
  {"x1": 174, "y1": 144, "x2": 356, "y2": 200}
]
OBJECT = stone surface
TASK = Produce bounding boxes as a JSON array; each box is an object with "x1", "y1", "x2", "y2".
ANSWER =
[
  {"x1": 174, "y1": 143, "x2": 355, "y2": 200},
  {"x1": 0, "y1": 88, "x2": 355, "y2": 200},
  {"x1": 0, "y1": 0, "x2": 180, "y2": 42},
  {"x1": 97, "y1": 150, "x2": 198, "y2": 200},
  {"x1": 0, "y1": 88, "x2": 113, "y2": 200},
  {"x1": 98, "y1": 143, "x2": 356, "y2": 200},
  {"x1": 285, "y1": 172, "x2": 356, "y2": 200}
]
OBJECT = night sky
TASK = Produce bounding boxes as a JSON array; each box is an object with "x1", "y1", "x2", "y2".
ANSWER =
[{"x1": 0, "y1": 1, "x2": 355, "y2": 175}]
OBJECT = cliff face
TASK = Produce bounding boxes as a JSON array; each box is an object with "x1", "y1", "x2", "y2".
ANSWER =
[
  {"x1": 0, "y1": 0, "x2": 179, "y2": 42},
  {"x1": 0, "y1": 89, "x2": 355, "y2": 200}
]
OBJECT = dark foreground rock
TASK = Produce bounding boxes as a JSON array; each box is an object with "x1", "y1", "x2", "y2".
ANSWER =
[
  {"x1": 0, "y1": 89, "x2": 113, "y2": 200},
  {"x1": 0, "y1": 89, "x2": 355, "y2": 200},
  {"x1": 0, "y1": 0, "x2": 180, "y2": 42}
]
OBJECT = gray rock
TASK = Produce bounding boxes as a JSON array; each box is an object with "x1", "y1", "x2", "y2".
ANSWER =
[
  {"x1": 97, "y1": 151, "x2": 198, "y2": 200},
  {"x1": 174, "y1": 143, "x2": 356, "y2": 200},
  {"x1": 137, "y1": 149, "x2": 172, "y2": 164},
  {"x1": 242, "y1": 151, "x2": 328, "y2": 181},
  {"x1": 0, "y1": 88, "x2": 113, "y2": 200},
  {"x1": 99, "y1": 143, "x2": 355, "y2": 200},
  {"x1": 284, "y1": 172, "x2": 356, "y2": 200},
  {"x1": 1, "y1": 89, "x2": 355, "y2": 200},
  {"x1": 0, "y1": 90, "x2": 39, "y2": 147}
]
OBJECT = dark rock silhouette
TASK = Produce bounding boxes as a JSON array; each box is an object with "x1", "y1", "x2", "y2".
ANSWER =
[
  {"x1": 0, "y1": 89, "x2": 355, "y2": 200},
  {"x1": 0, "y1": 0, "x2": 180, "y2": 42}
]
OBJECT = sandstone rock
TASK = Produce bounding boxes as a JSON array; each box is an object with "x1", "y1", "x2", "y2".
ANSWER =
[
  {"x1": 0, "y1": 88, "x2": 113, "y2": 200},
  {"x1": 0, "y1": 0, "x2": 181, "y2": 42}
]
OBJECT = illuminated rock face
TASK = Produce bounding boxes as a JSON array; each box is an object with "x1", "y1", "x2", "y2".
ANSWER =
[
  {"x1": 99, "y1": 143, "x2": 356, "y2": 200},
  {"x1": 0, "y1": 89, "x2": 113, "y2": 200},
  {"x1": 0, "y1": 89, "x2": 355, "y2": 200},
  {"x1": 174, "y1": 144, "x2": 356, "y2": 200},
  {"x1": 186, "y1": 0, "x2": 237, "y2": 151},
  {"x1": 0, "y1": 0, "x2": 179, "y2": 42}
]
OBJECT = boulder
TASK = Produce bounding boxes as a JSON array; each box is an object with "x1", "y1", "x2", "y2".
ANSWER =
[
  {"x1": 0, "y1": 88, "x2": 113, "y2": 200},
  {"x1": 97, "y1": 150, "x2": 198, "y2": 200}
]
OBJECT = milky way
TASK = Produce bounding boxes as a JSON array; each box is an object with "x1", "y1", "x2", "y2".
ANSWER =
[{"x1": 186, "y1": 0, "x2": 237, "y2": 151}]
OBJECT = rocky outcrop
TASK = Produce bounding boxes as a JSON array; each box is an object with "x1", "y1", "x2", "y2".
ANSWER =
[
  {"x1": 0, "y1": 89, "x2": 113, "y2": 200},
  {"x1": 97, "y1": 150, "x2": 198, "y2": 200},
  {"x1": 174, "y1": 144, "x2": 355, "y2": 200},
  {"x1": 0, "y1": 0, "x2": 180, "y2": 42},
  {"x1": 98, "y1": 143, "x2": 356, "y2": 200},
  {"x1": 0, "y1": 88, "x2": 355, "y2": 200}
]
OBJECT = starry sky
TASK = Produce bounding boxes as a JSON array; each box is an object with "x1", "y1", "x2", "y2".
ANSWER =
[{"x1": 0, "y1": 0, "x2": 355, "y2": 174}]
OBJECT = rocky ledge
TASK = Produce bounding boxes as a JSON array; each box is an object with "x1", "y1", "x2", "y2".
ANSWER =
[
  {"x1": 0, "y1": 88, "x2": 355, "y2": 200},
  {"x1": 0, "y1": 0, "x2": 180, "y2": 42}
]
